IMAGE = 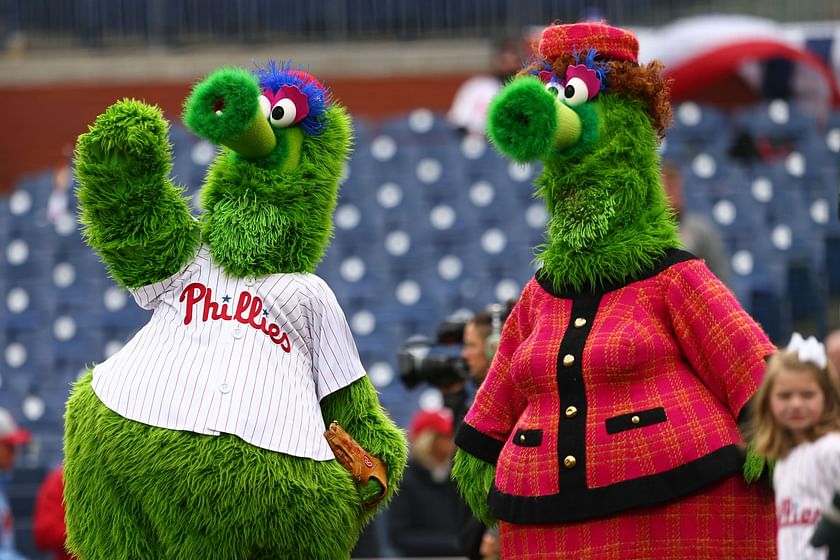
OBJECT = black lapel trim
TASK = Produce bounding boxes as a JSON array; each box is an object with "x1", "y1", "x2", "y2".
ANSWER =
[
  {"x1": 455, "y1": 421, "x2": 505, "y2": 465},
  {"x1": 487, "y1": 445, "x2": 743, "y2": 524},
  {"x1": 556, "y1": 293, "x2": 601, "y2": 492},
  {"x1": 535, "y1": 248, "x2": 696, "y2": 298}
]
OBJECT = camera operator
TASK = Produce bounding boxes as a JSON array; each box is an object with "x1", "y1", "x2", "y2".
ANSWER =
[
  {"x1": 452, "y1": 303, "x2": 513, "y2": 560},
  {"x1": 397, "y1": 301, "x2": 514, "y2": 560}
]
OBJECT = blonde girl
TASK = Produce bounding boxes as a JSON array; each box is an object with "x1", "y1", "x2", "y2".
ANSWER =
[{"x1": 752, "y1": 333, "x2": 840, "y2": 560}]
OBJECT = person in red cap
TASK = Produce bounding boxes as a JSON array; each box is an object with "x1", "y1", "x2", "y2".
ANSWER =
[
  {"x1": 387, "y1": 408, "x2": 465, "y2": 557},
  {"x1": 0, "y1": 407, "x2": 31, "y2": 560},
  {"x1": 33, "y1": 464, "x2": 76, "y2": 560},
  {"x1": 452, "y1": 20, "x2": 777, "y2": 559}
]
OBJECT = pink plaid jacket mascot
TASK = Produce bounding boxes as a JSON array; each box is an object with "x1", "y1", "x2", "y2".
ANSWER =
[{"x1": 452, "y1": 22, "x2": 778, "y2": 559}]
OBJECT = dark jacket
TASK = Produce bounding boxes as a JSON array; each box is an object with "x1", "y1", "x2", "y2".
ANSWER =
[{"x1": 387, "y1": 458, "x2": 461, "y2": 557}]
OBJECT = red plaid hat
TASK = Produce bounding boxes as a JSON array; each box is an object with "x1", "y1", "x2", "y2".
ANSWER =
[
  {"x1": 409, "y1": 409, "x2": 453, "y2": 442},
  {"x1": 539, "y1": 22, "x2": 639, "y2": 64}
]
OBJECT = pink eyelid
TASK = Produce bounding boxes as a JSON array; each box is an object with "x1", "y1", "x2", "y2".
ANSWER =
[
  {"x1": 261, "y1": 85, "x2": 310, "y2": 124},
  {"x1": 565, "y1": 64, "x2": 601, "y2": 100}
]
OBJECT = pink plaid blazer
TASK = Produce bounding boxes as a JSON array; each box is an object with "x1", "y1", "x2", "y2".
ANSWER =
[{"x1": 457, "y1": 249, "x2": 775, "y2": 524}]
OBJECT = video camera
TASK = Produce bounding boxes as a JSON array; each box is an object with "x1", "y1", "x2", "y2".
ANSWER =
[{"x1": 398, "y1": 314, "x2": 470, "y2": 389}]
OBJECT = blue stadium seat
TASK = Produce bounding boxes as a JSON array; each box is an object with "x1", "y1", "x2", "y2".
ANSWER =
[
  {"x1": 332, "y1": 199, "x2": 386, "y2": 245},
  {"x1": 459, "y1": 134, "x2": 511, "y2": 183},
  {"x1": 727, "y1": 234, "x2": 789, "y2": 342},
  {"x1": 707, "y1": 190, "x2": 766, "y2": 242},
  {"x1": 50, "y1": 259, "x2": 109, "y2": 309},
  {"x1": 666, "y1": 102, "x2": 732, "y2": 161},
  {"x1": 379, "y1": 228, "x2": 437, "y2": 278},
  {"x1": 52, "y1": 318, "x2": 106, "y2": 369},
  {"x1": 377, "y1": 109, "x2": 453, "y2": 146},
  {"x1": 9, "y1": 171, "x2": 54, "y2": 221},
  {"x1": 414, "y1": 255, "x2": 486, "y2": 313},
  {"x1": 464, "y1": 177, "x2": 528, "y2": 231},
  {"x1": 1, "y1": 329, "x2": 54, "y2": 376},
  {"x1": 733, "y1": 100, "x2": 819, "y2": 148},
  {"x1": 0, "y1": 279, "x2": 56, "y2": 330}
]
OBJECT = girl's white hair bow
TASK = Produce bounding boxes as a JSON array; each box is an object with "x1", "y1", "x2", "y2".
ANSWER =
[{"x1": 786, "y1": 332, "x2": 827, "y2": 370}]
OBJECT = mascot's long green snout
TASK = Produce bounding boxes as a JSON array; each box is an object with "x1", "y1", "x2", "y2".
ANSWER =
[
  {"x1": 486, "y1": 76, "x2": 584, "y2": 162},
  {"x1": 64, "y1": 61, "x2": 407, "y2": 560}
]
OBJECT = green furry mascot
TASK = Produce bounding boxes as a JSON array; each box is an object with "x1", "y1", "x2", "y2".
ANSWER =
[
  {"x1": 64, "y1": 62, "x2": 407, "y2": 560},
  {"x1": 451, "y1": 22, "x2": 777, "y2": 559}
]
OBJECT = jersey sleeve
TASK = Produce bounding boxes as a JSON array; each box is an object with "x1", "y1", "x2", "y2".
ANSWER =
[
  {"x1": 306, "y1": 278, "x2": 367, "y2": 401},
  {"x1": 129, "y1": 247, "x2": 199, "y2": 310}
]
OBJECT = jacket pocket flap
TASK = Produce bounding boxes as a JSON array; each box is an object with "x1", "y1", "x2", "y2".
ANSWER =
[
  {"x1": 512, "y1": 428, "x2": 543, "y2": 447},
  {"x1": 606, "y1": 407, "x2": 667, "y2": 434}
]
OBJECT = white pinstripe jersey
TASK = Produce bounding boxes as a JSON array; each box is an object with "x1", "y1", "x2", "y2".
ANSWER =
[
  {"x1": 774, "y1": 432, "x2": 840, "y2": 560},
  {"x1": 91, "y1": 244, "x2": 366, "y2": 460}
]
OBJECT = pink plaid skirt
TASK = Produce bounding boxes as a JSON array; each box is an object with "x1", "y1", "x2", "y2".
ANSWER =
[{"x1": 500, "y1": 475, "x2": 776, "y2": 559}]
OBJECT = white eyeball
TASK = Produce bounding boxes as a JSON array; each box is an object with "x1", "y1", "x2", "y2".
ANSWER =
[
  {"x1": 269, "y1": 98, "x2": 297, "y2": 128},
  {"x1": 545, "y1": 81, "x2": 562, "y2": 98},
  {"x1": 258, "y1": 95, "x2": 271, "y2": 119},
  {"x1": 563, "y1": 77, "x2": 590, "y2": 107}
]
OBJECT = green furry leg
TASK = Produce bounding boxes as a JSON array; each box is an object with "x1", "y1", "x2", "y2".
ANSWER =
[
  {"x1": 64, "y1": 374, "x2": 160, "y2": 559},
  {"x1": 451, "y1": 449, "x2": 498, "y2": 528},
  {"x1": 65, "y1": 371, "x2": 365, "y2": 560}
]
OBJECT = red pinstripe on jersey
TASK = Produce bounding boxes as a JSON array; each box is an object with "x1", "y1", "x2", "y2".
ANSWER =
[{"x1": 91, "y1": 245, "x2": 366, "y2": 460}]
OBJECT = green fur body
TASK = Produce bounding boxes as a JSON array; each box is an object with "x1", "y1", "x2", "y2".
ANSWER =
[
  {"x1": 455, "y1": 76, "x2": 680, "y2": 528},
  {"x1": 66, "y1": 68, "x2": 407, "y2": 559},
  {"x1": 487, "y1": 80, "x2": 679, "y2": 292}
]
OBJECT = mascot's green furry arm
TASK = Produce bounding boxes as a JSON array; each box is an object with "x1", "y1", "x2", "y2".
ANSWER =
[{"x1": 64, "y1": 62, "x2": 407, "y2": 560}]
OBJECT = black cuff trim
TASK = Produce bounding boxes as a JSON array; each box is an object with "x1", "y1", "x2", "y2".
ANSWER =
[
  {"x1": 512, "y1": 429, "x2": 543, "y2": 447},
  {"x1": 488, "y1": 445, "x2": 743, "y2": 524},
  {"x1": 535, "y1": 248, "x2": 696, "y2": 298},
  {"x1": 605, "y1": 407, "x2": 666, "y2": 434},
  {"x1": 455, "y1": 422, "x2": 504, "y2": 465}
]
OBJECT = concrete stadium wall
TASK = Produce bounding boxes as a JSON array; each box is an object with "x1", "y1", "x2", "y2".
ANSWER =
[{"x1": 0, "y1": 73, "x2": 471, "y2": 194}]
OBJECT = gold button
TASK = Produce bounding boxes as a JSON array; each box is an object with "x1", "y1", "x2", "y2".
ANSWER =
[
  {"x1": 574, "y1": 317, "x2": 587, "y2": 328},
  {"x1": 519, "y1": 434, "x2": 526, "y2": 443},
  {"x1": 631, "y1": 415, "x2": 640, "y2": 424},
  {"x1": 562, "y1": 354, "x2": 575, "y2": 367},
  {"x1": 564, "y1": 455, "x2": 577, "y2": 469},
  {"x1": 565, "y1": 406, "x2": 578, "y2": 418}
]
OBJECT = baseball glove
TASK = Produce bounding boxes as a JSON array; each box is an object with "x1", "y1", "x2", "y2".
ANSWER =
[{"x1": 324, "y1": 421, "x2": 388, "y2": 507}]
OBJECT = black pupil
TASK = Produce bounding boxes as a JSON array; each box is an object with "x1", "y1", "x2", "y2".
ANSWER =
[
  {"x1": 547, "y1": 86, "x2": 559, "y2": 96},
  {"x1": 272, "y1": 106, "x2": 285, "y2": 120},
  {"x1": 564, "y1": 84, "x2": 576, "y2": 98}
]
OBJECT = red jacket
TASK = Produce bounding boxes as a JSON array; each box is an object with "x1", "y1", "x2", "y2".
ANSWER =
[
  {"x1": 457, "y1": 250, "x2": 775, "y2": 524},
  {"x1": 33, "y1": 465, "x2": 75, "y2": 560}
]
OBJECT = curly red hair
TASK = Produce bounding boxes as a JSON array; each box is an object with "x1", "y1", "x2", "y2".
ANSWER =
[{"x1": 521, "y1": 54, "x2": 672, "y2": 139}]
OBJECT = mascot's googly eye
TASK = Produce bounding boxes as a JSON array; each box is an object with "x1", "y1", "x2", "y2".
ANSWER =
[
  {"x1": 563, "y1": 77, "x2": 590, "y2": 107},
  {"x1": 270, "y1": 99, "x2": 297, "y2": 128},
  {"x1": 545, "y1": 81, "x2": 563, "y2": 98},
  {"x1": 258, "y1": 95, "x2": 271, "y2": 119}
]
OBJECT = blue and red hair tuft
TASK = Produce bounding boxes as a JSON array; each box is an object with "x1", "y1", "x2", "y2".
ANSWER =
[{"x1": 256, "y1": 60, "x2": 331, "y2": 136}]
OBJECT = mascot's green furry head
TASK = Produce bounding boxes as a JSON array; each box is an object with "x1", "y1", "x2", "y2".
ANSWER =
[
  {"x1": 487, "y1": 22, "x2": 678, "y2": 292},
  {"x1": 184, "y1": 61, "x2": 352, "y2": 278}
]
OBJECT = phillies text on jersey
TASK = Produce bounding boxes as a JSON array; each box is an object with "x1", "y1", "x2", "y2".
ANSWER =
[{"x1": 92, "y1": 245, "x2": 366, "y2": 460}]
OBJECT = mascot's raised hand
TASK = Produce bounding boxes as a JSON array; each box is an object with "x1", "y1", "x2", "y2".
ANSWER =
[
  {"x1": 451, "y1": 23, "x2": 777, "y2": 559},
  {"x1": 65, "y1": 62, "x2": 407, "y2": 560}
]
